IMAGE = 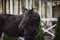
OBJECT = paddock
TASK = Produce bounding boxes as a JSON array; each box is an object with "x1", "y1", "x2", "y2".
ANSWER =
[{"x1": 0, "y1": 0, "x2": 60, "y2": 40}]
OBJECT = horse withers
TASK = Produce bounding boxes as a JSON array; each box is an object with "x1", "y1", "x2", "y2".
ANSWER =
[{"x1": 0, "y1": 8, "x2": 40, "y2": 40}]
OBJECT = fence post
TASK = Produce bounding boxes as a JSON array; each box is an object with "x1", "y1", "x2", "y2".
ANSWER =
[
  {"x1": 20, "y1": 0, "x2": 22, "y2": 14},
  {"x1": 38, "y1": 0, "x2": 42, "y2": 18},
  {"x1": 25, "y1": 0, "x2": 28, "y2": 9},
  {"x1": 10, "y1": 0, "x2": 13, "y2": 14},
  {"x1": 29, "y1": 0, "x2": 32, "y2": 9}
]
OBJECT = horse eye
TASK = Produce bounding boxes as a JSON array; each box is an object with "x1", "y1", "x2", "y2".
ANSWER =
[{"x1": 33, "y1": 15, "x2": 37, "y2": 17}]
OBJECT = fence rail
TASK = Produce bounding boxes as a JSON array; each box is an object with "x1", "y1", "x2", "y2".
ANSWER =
[
  {"x1": 41, "y1": 18, "x2": 57, "y2": 21},
  {"x1": 41, "y1": 18, "x2": 57, "y2": 36}
]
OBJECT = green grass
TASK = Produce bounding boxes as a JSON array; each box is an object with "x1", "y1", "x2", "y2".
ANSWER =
[{"x1": 3, "y1": 33, "x2": 18, "y2": 40}]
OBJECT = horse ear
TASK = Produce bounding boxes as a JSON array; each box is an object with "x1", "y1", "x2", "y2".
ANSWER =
[
  {"x1": 23, "y1": 7, "x2": 28, "y2": 11},
  {"x1": 28, "y1": 8, "x2": 33, "y2": 15},
  {"x1": 23, "y1": 7, "x2": 28, "y2": 13}
]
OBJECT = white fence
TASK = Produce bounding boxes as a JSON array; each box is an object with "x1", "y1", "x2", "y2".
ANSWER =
[{"x1": 41, "y1": 18, "x2": 57, "y2": 36}]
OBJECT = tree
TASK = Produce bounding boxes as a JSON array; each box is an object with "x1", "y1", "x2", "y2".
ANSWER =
[
  {"x1": 54, "y1": 14, "x2": 60, "y2": 40},
  {"x1": 35, "y1": 21, "x2": 44, "y2": 40}
]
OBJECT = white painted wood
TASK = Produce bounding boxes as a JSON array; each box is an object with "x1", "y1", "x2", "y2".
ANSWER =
[
  {"x1": 10, "y1": 0, "x2": 13, "y2": 14},
  {"x1": 47, "y1": 1, "x2": 53, "y2": 26},
  {"x1": 18, "y1": 37, "x2": 24, "y2": 40},
  {"x1": 41, "y1": 18, "x2": 57, "y2": 21},
  {"x1": 0, "y1": 0, "x2": 2, "y2": 13},
  {"x1": 46, "y1": 24, "x2": 56, "y2": 31},
  {"x1": 6, "y1": 0, "x2": 9, "y2": 14},
  {"x1": 38, "y1": 0, "x2": 42, "y2": 17},
  {"x1": 41, "y1": 2, "x2": 45, "y2": 18},
  {"x1": 29, "y1": 0, "x2": 32, "y2": 9},
  {"x1": 25, "y1": 0, "x2": 28, "y2": 9},
  {"x1": 41, "y1": 18, "x2": 57, "y2": 37},
  {"x1": 42, "y1": 28, "x2": 55, "y2": 36},
  {"x1": 14, "y1": 0, "x2": 18, "y2": 15},
  {"x1": 20, "y1": 0, "x2": 22, "y2": 14}
]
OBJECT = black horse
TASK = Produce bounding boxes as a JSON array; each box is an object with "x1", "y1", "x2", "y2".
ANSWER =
[{"x1": 0, "y1": 9, "x2": 40, "y2": 40}]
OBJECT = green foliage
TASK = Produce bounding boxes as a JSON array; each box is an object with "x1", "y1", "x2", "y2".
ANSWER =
[
  {"x1": 54, "y1": 14, "x2": 60, "y2": 40},
  {"x1": 35, "y1": 21, "x2": 44, "y2": 40},
  {"x1": 3, "y1": 33, "x2": 18, "y2": 40},
  {"x1": 3, "y1": 21, "x2": 44, "y2": 40}
]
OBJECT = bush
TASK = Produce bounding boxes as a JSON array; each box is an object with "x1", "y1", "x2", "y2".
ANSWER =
[
  {"x1": 54, "y1": 15, "x2": 60, "y2": 40},
  {"x1": 35, "y1": 21, "x2": 44, "y2": 40},
  {"x1": 3, "y1": 33, "x2": 18, "y2": 40}
]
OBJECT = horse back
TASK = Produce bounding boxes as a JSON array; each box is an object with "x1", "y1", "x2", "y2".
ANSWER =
[{"x1": 0, "y1": 14, "x2": 24, "y2": 37}]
